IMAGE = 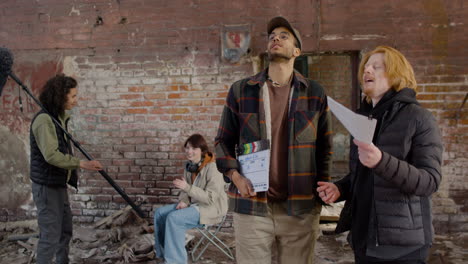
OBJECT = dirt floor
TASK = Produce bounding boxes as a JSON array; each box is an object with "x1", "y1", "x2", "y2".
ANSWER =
[{"x1": 1, "y1": 220, "x2": 467, "y2": 264}]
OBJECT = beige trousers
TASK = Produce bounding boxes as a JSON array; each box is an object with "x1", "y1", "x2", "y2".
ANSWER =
[{"x1": 233, "y1": 202, "x2": 322, "y2": 264}]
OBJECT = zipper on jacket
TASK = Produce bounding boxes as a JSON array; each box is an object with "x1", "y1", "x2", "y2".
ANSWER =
[
  {"x1": 373, "y1": 195, "x2": 379, "y2": 247},
  {"x1": 370, "y1": 110, "x2": 388, "y2": 248},
  {"x1": 371, "y1": 176, "x2": 380, "y2": 247},
  {"x1": 407, "y1": 195, "x2": 414, "y2": 227}
]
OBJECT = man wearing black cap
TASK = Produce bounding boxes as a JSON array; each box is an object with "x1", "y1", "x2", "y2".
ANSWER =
[{"x1": 215, "y1": 17, "x2": 332, "y2": 263}]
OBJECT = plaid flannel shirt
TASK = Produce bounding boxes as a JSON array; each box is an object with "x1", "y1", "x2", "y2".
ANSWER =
[{"x1": 215, "y1": 69, "x2": 332, "y2": 216}]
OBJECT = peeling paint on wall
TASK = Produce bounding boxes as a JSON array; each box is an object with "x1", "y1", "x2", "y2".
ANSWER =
[
  {"x1": 321, "y1": 34, "x2": 344, "y2": 41},
  {"x1": 321, "y1": 34, "x2": 387, "y2": 41},
  {"x1": 69, "y1": 6, "x2": 81, "y2": 16},
  {"x1": 0, "y1": 126, "x2": 32, "y2": 210},
  {"x1": 62, "y1": 56, "x2": 79, "y2": 77},
  {"x1": 351, "y1": 34, "x2": 387, "y2": 40}
]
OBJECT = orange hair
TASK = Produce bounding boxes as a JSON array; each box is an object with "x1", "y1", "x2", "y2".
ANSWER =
[{"x1": 358, "y1": 46, "x2": 417, "y2": 102}]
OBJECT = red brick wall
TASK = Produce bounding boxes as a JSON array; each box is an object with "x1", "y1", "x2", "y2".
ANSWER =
[{"x1": 0, "y1": 0, "x2": 466, "y2": 232}]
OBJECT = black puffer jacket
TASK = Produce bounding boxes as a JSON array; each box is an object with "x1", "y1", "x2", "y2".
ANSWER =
[{"x1": 335, "y1": 88, "x2": 443, "y2": 249}]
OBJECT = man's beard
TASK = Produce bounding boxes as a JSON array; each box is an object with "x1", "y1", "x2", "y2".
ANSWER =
[{"x1": 267, "y1": 51, "x2": 293, "y2": 62}]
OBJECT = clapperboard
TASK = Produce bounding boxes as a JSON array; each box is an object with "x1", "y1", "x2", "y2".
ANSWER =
[{"x1": 237, "y1": 139, "x2": 270, "y2": 192}]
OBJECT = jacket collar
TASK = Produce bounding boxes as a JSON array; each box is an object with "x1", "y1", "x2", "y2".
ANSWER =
[
  {"x1": 360, "y1": 88, "x2": 418, "y2": 118},
  {"x1": 198, "y1": 152, "x2": 215, "y2": 172},
  {"x1": 246, "y1": 68, "x2": 309, "y2": 88},
  {"x1": 60, "y1": 112, "x2": 71, "y2": 121},
  {"x1": 39, "y1": 110, "x2": 70, "y2": 124},
  {"x1": 57, "y1": 112, "x2": 71, "y2": 126}
]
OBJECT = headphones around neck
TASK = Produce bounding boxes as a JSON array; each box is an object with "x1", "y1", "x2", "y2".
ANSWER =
[{"x1": 186, "y1": 160, "x2": 201, "y2": 173}]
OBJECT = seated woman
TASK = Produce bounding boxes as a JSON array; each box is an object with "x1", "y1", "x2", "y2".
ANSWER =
[{"x1": 153, "y1": 134, "x2": 228, "y2": 264}]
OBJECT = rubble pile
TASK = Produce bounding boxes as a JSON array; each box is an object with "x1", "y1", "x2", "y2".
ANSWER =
[
  {"x1": 0, "y1": 206, "x2": 156, "y2": 264},
  {"x1": 71, "y1": 206, "x2": 155, "y2": 264},
  {"x1": 0, "y1": 202, "x2": 467, "y2": 264}
]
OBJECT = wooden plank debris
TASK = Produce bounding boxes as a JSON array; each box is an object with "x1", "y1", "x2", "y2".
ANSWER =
[
  {"x1": 320, "y1": 201, "x2": 344, "y2": 222},
  {"x1": 7, "y1": 233, "x2": 39, "y2": 241}
]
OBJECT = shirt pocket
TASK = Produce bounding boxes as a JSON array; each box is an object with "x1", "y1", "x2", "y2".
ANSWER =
[
  {"x1": 239, "y1": 113, "x2": 261, "y2": 144},
  {"x1": 294, "y1": 111, "x2": 319, "y2": 143}
]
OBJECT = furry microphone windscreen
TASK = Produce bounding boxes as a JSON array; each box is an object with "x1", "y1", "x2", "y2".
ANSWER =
[
  {"x1": 0, "y1": 47, "x2": 13, "y2": 75},
  {"x1": 0, "y1": 47, "x2": 14, "y2": 96}
]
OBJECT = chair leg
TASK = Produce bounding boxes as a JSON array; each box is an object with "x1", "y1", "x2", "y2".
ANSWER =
[
  {"x1": 201, "y1": 229, "x2": 234, "y2": 260},
  {"x1": 190, "y1": 224, "x2": 234, "y2": 262},
  {"x1": 191, "y1": 230, "x2": 208, "y2": 262}
]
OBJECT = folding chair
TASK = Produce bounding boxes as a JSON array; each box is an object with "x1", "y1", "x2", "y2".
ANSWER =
[{"x1": 190, "y1": 215, "x2": 235, "y2": 262}]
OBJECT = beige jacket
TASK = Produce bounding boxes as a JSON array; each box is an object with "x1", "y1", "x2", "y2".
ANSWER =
[{"x1": 179, "y1": 154, "x2": 228, "y2": 225}]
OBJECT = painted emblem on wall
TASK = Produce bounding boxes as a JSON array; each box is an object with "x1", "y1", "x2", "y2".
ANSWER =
[{"x1": 221, "y1": 24, "x2": 251, "y2": 63}]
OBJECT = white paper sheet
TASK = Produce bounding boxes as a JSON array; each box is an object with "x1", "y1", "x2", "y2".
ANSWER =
[
  {"x1": 327, "y1": 96, "x2": 377, "y2": 144},
  {"x1": 238, "y1": 149, "x2": 269, "y2": 192}
]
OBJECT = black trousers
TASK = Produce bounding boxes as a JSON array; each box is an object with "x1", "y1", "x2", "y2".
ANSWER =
[{"x1": 32, "y1": 182, "x2": 72, "y2": 264}]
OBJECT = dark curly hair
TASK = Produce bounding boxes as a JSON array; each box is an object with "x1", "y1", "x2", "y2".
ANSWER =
[{"x1": 39, "y1": 74, "x2": 77, "y2": 117}]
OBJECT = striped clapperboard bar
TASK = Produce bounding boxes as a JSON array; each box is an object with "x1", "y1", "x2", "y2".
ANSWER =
[
  {"x1": 237, "y1": 139, "x2": 270, "y2": 155},
  {"x1": 236, "y1": 139, "x2": 271, "y2": 192}
]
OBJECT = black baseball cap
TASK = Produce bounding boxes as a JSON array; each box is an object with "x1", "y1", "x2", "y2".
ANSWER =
[{"x1": 267, "y1": 16, "x2": 302, "y2": 50}]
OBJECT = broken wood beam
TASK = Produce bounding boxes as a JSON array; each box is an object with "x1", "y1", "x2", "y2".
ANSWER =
[{"x1": 7, "y1": 233, "x2": 39, "y2": 241}]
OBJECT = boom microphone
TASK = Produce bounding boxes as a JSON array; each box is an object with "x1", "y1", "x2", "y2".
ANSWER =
[
  {"x1": 0, "y1": 47, "x2": 145, "y2": 217},
  {"x1": 0, "y1": 47, "x2": 14, "y2": 97}
]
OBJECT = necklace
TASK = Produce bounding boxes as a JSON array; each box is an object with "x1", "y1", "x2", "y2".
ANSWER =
[
  {"x1": 267, "y1": 76, "x2": 281, "y2": 87},
  {"x1": 267, "y1": 74, "x2": 293, "y2": 87}
]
